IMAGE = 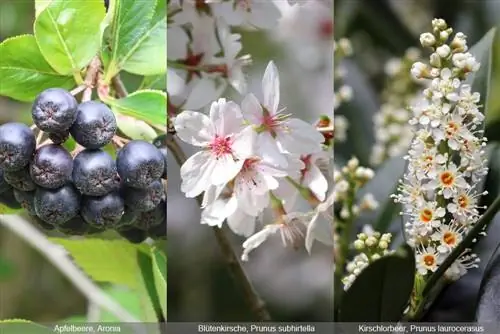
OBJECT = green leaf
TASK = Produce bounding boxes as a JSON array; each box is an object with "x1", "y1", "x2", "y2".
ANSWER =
[
  {"x1": 102, "y1": 142, "x2": 118, "y2": 160},
  {"x1": 0, "y1": 320, "x2": 53, "y2": 334},
  {"x1": 107, "y1": 90, "x2": 166, "y2": 126},
  {"x1": 49, "y1": 238, "x2": 148, "y2": 289},
  {"x1": 49, "y1": 238, "x2": 158, "y2": 322},
  {"x1": 98, "y1": 285, "x2": 144, "y2": 322},
  {"x1": 121, "y1": 0, "x2": 166, "y2": 76},
  {"x1": 35, "y1": 0, "x2": 52, "y2": 17},
  {"x1": 62, "y1": 137, "x2": 77, "y2": 152},
  {"x1": 34, "y1": 0, "x2": 106, "y2": 75},
  {"x1": 339, "y1": 244, "x2": 415, "y2": 322},
  {"x1": 0, "y1": 203, "x2": 22, "y2": 215},
  {"x1": 151, "y1": 247, "x2": 166, "y2": 319},
  {"x1": 0, "y1": 35, "x2": 74, "y2": 102},
  {"x1": 465, "y1": 28, "x2": 497, "y2": 125},
  {"x1": 117, "y1": 114, "x2": 158, "y2": 141},
  {"x1": 139, "y1": 74, "x2": 166, "y2": 90},
  {"x1": 104, "y1": 0, "x2": 159, "y2": 81},
  {"x1": 0, "y1": 257, "x2": 15, "y2": 280},
  {"x1": 136, "y1": 248, "x2": 165, "y2": 322}
]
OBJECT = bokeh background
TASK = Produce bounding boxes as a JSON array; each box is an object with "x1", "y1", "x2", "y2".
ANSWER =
[
  {"x1": 167, "y1": 0, "x2": 334, "y2": 322},
  {"x1": 0, "y1": 0, "x2": 166, "y2": 322},
  {"x1": 334, "y1": 0, "x2": 500, "y2": 323}
]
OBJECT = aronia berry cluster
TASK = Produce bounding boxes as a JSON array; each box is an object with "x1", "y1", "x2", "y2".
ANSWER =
[{"x1": 0, "y1": 88, "x2": 167, "y2": 243}]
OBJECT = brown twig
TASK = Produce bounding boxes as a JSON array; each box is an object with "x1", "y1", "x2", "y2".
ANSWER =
[
  {"x1": 166, "y1": 136, "x2": 272, "y2": 321},
  {"x1": 111, "y1": 75, "x2": 128, "y2": 98}
]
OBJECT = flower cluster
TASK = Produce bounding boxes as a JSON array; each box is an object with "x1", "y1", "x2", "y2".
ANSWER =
[
  {"x1": 371, "y1": 48, "x2": 427, "y2": 166},
  {"x1": 167, "y1": 0, "x2": 281, "y2": 113},
  {"x1": 174, "y1": 61, "x2": 331, "y2": 260},
  {"x1": 392, "y1": 19, "x2": 488, "y2": 281},
  {"x1": 342, "y1": 229, "x2": 394, "y2": 290},
  {"x1": 333, "y1": 37, "x2": 353, "y2": 142}
]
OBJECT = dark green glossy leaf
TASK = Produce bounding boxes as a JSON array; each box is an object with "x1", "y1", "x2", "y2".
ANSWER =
[
  {"x1": 339, "y1": 244, "x2": 415, "y2": 322},
  {"x1": 34, "y1": 0, "x2": 106, "y2": 75},
  {"x1": 0, "y1": 35, "x2": 74, "y2": 102}
]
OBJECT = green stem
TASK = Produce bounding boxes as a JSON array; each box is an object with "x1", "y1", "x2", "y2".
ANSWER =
[{"x1": 422, "y1": 195, "x2": 500, "y2": 296}]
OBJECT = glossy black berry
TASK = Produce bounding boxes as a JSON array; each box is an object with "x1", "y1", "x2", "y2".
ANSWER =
[
  {"x1": 73, "y1": 149, "x2": 119, "y2": 196},
  {"x1": 4, "y1": 167, "x2": 36, "y2": 191},
  {"x1": 117, "y1": 227, "x2": 148, "y2": 244},
  {"x1": 0, "y1": 188, "x2": 21, "y2": 209},
  {"x1": 159, "y1": 147, "x2": 167, "y2": 179},
  {"x1": 123, "y1": 180, "x2": 165, "y2": 212},
  {"x1": 13, "y1": 189, "x2": 36, "y2": 215},
  {"x1": 30, "y1": 144, "x2": 73, "y2": 189},
  {"x1": 48, "y1": 130, "x2": 70, "y2": 145},
  {"x1": 70, "y1": 101, "x2": 117, "y2": 149},
  {"x1": 0, "y1": 168, "x2": 11, "y2": 194},
  {"x1": 32, "y1": 88, "x2": 78, "y2": 132},
  {"x1": 135, "y1": 200, "x2": 165, "y2": 230},
  {"x1": 34, "y1": 184, "x2": 81, "y2": 225},
  {"x1": 117, "y1": 140, "x2": 164, "y2": 188},
  {"x1": 148, "y1": 222, "x2": 166, "y2": 240},
  {"x1": 31, "y1": 215, "x2": 56, "y2": 231},
  {"x1": 0, "y1": 123, "x2": 36, "y2": 171},
  {"x1": 81, "y1": 191, "x2": 124, "y2": 228}
]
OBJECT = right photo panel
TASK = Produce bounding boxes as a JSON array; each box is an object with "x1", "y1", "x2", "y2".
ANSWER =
[
  {"x1": 167, "y1": 0, "x2": 334, "y2": 324},
  {"x1": 333, "y1": 0, "x2": 500, "y2": 328}
]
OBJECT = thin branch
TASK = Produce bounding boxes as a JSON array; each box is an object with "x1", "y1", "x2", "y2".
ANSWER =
[
  {"x1": 166, "y1": 136, "x2": 272, "y2": 321},
  {"x1": 112, "y1": 75, "x2": 128, "y2": 98},
  {"x1": 0, "y1": 215, "x2": 142, "y2": 325},
  {"x1": 70, "y1": 85, "x2": 87, "y2": 96}
]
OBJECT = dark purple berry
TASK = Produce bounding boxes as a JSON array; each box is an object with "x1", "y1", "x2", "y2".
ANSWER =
[
  {"x1": 31, "y1": 215, "x2": 56, "y2": 231},
  {"x1": 34, "y1": 184, "x2": 81, "y2": 225},
  {"x1": 13, "y1": 189, "x2": 36, "y2": 215},
  {"x1": 32, "y1": 88, "x2": 78, "y2": 132},
  {"x1": 135, "y1": 200, "x2": 165, "y2": 230},
  {"x1": 48, "y1": 130, "x2": 70, "y2": 145},
  {"x1": 4, "y1": 167, "x2": 36, "y2": 191},
  {"x1": 0, "y1": 123, "x2": 36, "y2": 171},
  {"x1": 119, "y1": 207, "x2": 139, "y2": 227},
  {"x1": 73, "y1": 149, "x2": 120, "y2": 196},
  {"x1": 70, "y1": 101, "x2": 117, "y2": 149},
  {"x1": 123, "y1": 180, "x2": 165, "y2": 212},
  {"x1": 30, "y1": 144, "x2": 73, "y2": 189},
  {"x1": 0, "y1": 188, "x2": 21, "y2": 209},
  {"x1": 81, "y1": 191, "x2": 124, "y2": 228},
  {"x1": 0, "y1": 168, "x2": 11, "y2": 194},
  {"x1": 117, "y1": 140, "x2": 164, "y2": 188},
  {"x1": 159, "y1": 147, "x2": 167, "y2": 179},
  {"x1": 117, "y1": 227, "x2": 148, "y2": 244}
]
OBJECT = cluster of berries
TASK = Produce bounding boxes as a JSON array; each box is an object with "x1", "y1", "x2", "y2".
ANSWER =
[{"x1": 0, "y1": 88, "x2": 167, "y2": 243}]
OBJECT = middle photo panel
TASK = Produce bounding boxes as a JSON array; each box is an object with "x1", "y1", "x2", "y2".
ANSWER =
[{"x1": 167, "y1": 0, "x2": 334, "y2": 322}]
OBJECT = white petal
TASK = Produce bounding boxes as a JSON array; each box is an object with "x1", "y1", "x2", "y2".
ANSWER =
[
  {"x1": 210, "y1": 99, "x2": 244, "y2": 136},
  {"x1": 262, "y1": 61, "x2": 280, "y2": 114},
  {"x1": 241, "y1": 225, "x2": 280, "y2": 261},
  {"x1": 174, "y1": 110, "x2": 214, "y2": 146},
  {"x1": 201, "y1": 196, "x2": 238, "y2": 227},
  {"x1": 241, "y1": 93, "x2": 264, "y2": 125},
  {"x1": 211, "y1": 154, "x2": 243, "y2": 185},
  {"x1": 227, "y1": 208, "x2": 256, "y2": 237},
  {"x1": 257, "y1": 132, "x2": 288, "y2": 167},
  {"x1": 304, "y1": 164, "x2": 328, "y2": 202},
  {"x1": 183, "y1": 78, "x2": 226, "y2": 110},
  {"x1": 201, "y1": 183, "x2": 227, "y2": 208},
  {"x1": 231, "y1": 125, "x2": 256, "y2": 159},
  {"x1": 180, "y1": 151, "x2": 216, "y2": 197},
  {"x1": 277, "y1": 118, "x2": 323, "y2": 155}
]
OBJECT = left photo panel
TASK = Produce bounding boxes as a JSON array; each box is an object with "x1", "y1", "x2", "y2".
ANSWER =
[{"x1": 0, "y1": 0, "x2": 167, "y2": 331}]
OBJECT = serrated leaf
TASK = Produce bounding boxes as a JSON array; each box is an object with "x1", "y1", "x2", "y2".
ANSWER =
[
  {"x1": 107, "y1": 90, "x2": 166, "y2": 126},
  {"x1": 0, "y1": 35, "x2": 74, "y2": 102},
  {"x1": 104, "y1": 0, "x2": 158, "y2": 81},
  {"x1": 98, "y1": 285, "x2": 144, "y2": 322},
  {"x1": 121, "y1": 0, "x2": 166, "y2": 76},
  {"x1": 34, "y1": 0, "x2": 106, "y2": 75},
  {"x1": 339, "y1": 244, "x2": 415, "y2": 322},
  {"x1": 35, "y1": 0, "x2": 52, "y2": 17},
  {"x1": 49, "y1": 238, "x2": 149, "y2": 289},
  {"x1": 116, "y1": 114, "x2": 158, "y2": 141},
  {"x1": 151, "y1": 247, "x2": 166, "y2": 319}
]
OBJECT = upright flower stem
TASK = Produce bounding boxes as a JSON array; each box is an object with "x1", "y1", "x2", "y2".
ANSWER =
[{"x1": 165, "y1": 136, "x2": 272, "y2": 321}]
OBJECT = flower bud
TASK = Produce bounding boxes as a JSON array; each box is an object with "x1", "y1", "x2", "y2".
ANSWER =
[
  {"x1": 347, "y1": 157, "x2": 359, "y2": 170},
  {"x1": 440, "y1": 30, "x2": 450, "y2": 41},
  {"x1": 354, "y1": 239, "x2": 365, "y2": 250},
  {"x1": 371, "y1": 253, "x2": 381, "y2": 260},
  {"x1": 429, "y1": 53, "x2": 441, "y2": 67},
  {"x1": 432, "y1": 18, "x2": 447, "y2": 30},
  {"x1": 378, "y1": 240, "x2": 389, "y2": 250},
  {"x1": 436, "y1": 45, "x2": 451, "y2": 58},
  {"x1": 365, "y1": 236, "x2": 377, "y2": 247},
  {"x1": 419, "y1": 33, "x2": 436, "y2": 47}
]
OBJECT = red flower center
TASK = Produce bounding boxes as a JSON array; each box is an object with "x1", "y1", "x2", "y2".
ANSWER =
[{"x1": 210, "y1": 136, "x2": 232, "y2": 157}]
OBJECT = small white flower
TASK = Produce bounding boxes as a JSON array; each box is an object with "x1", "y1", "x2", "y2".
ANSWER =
[
  {"x1": 416, "y1": 245, "x2": 443, "y2": 275},
  {"x1": 420, "y1": 32, "x2": 436, "y2": 47},
  {"x1": 436, "y1": 45, "x2": 451, "y2": 58}
]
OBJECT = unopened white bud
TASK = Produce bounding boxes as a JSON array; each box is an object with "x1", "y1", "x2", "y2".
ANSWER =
[
  {"x1": 429, "y1": 53, "x2": 441, "y2": 67},
  {"x1": 378, "y1": 240, "x2": 389, "y2": 250},
  {"x1": 339, "y1": 85, "x2": 353, "y2": 101},
  {"x1": 432, "y1": 18, "x2": 447, "y2": 30},
  {"x1": 347, "y1": 157, "x2": 359, "y2": 170},
  {"x1": 354, "y1": 240, "x2": 365, "y2": 250},
  {"x1": 371, "y1": 253, "x2": 381, "y2": 260},
  {"x1": 440, "y1": 30, "x2": 450, "y2": 40},
  {"x1": 420, "y1": 33, "x2": 436, "y2": 47},
  {"x1": 365, "y1": 236, "x2": 377, "y2": 247},
  {"x1": 436, "y1": 45, "x2": 451, "y2": 58}
]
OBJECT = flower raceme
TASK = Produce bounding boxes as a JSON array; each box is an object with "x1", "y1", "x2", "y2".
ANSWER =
[
  {"x1": 174, "y1": 61, "x2": 330, "y2": 260},
  {"x1": 392, "y1": 19, "x2": 487, "y2": 281}
]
